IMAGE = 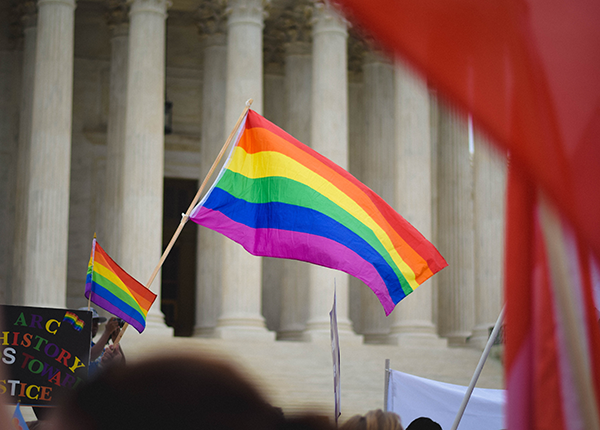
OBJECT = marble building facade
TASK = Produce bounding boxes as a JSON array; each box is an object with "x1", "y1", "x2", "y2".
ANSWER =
[{"x1": 0, "y1": 0, "x2": 507, "y2": 350}]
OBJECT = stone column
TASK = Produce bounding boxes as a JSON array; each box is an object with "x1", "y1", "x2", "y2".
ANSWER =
[
  {"x1": 263, "y1": 17, "x2": 285, "y2": 126},
  {"x1": 216, "y1": 0, "x2": 273, "y2": 339},
  {"x1": 429, "y1": 89, "x2": 440, "y2": 331},
  {"x1": 436, "y1": 102, "x2": 475, "y2": 346},
  {"x1": 389, "y1": 59, "x2": 438, "y2": 341},
  {"x1": 359, "y1": 49, "x2": 394, "y2": 343},
  {"x1": 102, "y1": 0, "x2": 128, "y2": 261},
  {"x1": 0, "y1": 3, "x2": 24, "y2": 304},
  {"x1": 261, "y1": 16, "x2": 285, "y2": 333},
  {"x1": 11, "y1": 1, "x2": 37, "y2": 304},
  {"x1": 304, "y1": 1, "x2": 355, "y2": 341},
  {"x1": 194, "y1": 0, "x2": 227, "y2": 337},
  {"x1": 346, "y1": 32, "x2": 365, "y2": 182},
  {"x1": 347, "y1": 33, "x2": 365, "y2": 334},
  {"x1": 120, "y1": 0, "x2": 170, "y2": 331},
  {"x1": 471, "y1": 129, "x2": 506, "y2": 348},
  {"x1": 276, "y1": 3, "x2": 312, "y2": 340},
  {"x1": 23, "y1": 0, "x2": 76, "y2": 307}
]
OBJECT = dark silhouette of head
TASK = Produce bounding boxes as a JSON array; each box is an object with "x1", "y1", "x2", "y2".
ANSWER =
[
  {"x1": 405, "y1": 417, "x2": 442, "y2": 430},
  {"x1": 48, "y1": 353, "x2": 333, "y2": 430}
]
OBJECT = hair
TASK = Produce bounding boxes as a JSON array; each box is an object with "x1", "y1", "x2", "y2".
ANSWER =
[
  {"x1": 339, "y1": 409, "x2": 403, "y2": 430},
  {"x1": 49, "y1": 353, "x2": 334, "y2": 430},
  {"x1": 405, "y1": 417, "x2": 442, "y2": 430}
]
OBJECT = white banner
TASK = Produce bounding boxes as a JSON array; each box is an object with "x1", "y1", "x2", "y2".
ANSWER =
[{"x1": 386, "y1": 370, "x2": 505, "y2": 430}]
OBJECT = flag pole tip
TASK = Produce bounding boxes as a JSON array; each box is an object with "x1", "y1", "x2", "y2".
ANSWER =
[{"x1": 245, "y1": 99, "x2": 253, "y2": 107}]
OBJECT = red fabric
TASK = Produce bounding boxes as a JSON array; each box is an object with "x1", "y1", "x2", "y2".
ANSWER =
[
  {"x1": 331, "y1": 1, "x2": 600, "y2": 427},
  {"x1": 503, "y1": 166, "x2": 566, "y2": 430},
  {"x1": 530, "y1": 221, "x2": 564, "y2": 430},
  {"x1": 333, "y1": 0, "x2": 600, "y2": 262},
  {"x1": 493, "y1": 163, "x2": 600, "y2": 429},
  {"x1": 503, "y1": 166, "x2": 535, "y2": 393}
]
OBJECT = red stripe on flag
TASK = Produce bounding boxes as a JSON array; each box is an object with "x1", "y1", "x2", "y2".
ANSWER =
[{"x1": 93, "y1": 243, "x2": 156, "y2": 311}]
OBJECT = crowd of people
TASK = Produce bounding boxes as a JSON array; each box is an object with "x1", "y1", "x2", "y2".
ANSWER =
[
  {"x1": 339, "y1": 410, "x2": 442, "y2": 430},
  {"x1": 18, "y1": 308, "x2": 441, "y2": 430}
]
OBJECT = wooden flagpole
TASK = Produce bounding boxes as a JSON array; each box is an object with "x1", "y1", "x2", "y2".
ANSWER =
[
  {"x1": 114, "y1": 99, "x2": 254, "y2": 345},
  {"x1": 87, "y1": 233, "x2": 97, "y2": 312}
]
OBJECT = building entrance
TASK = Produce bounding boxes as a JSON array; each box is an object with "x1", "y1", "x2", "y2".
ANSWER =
[{"x1": 161, "y1": 178, "x2": 198, "y2": 336}]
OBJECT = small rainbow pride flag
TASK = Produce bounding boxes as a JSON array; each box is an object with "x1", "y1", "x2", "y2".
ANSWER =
[
  {"x1": 12, "y1": 403, "x2": 29, "y2": 430},
  {"x1": 85, "y1": 239, "x2": 157, "y2": 333},
  {"x1": 63, "y1": 311, "x2": 85, "y2": 331},
  {"x1": 190, "y1": 110, "x2": 447, "y2": 315}
]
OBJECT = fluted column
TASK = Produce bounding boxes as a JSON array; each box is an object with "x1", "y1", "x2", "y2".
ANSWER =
[
  {"x1": 359, "y1": 49, "x2": 394, "y2": 343},
  {"x1": 429, "y1": 89, "x2": 440, "y2": 332},
  {"x1": 12, "y1": 1, "x2": 37, "y2": 304},
  {"x1": 436, "y1": 102, "x2": 475, "y2": 346},
  {"x1": 102, "y1": 0, "x2": 128, "y2": 261},
  {"x1": 194, "y1": 0, "x2": 227, "y2": 337},
  {"x1": 261, "y1": 15, "x2": 286, "y2": 333},
  {"x1": 276, "y1": 6, "x2": 312, "y2": 340},
  {"x1": 471, "y1": 130, "x2": 506, "y2": 348},
  {"x1": 120, "y1": 0, "x2": 170, "y2": 331},
  {"x1": 347, "y1": 33, "x2": 365, "y2": 182},
  {"x1": 347, "y1": 33, "x2": 365, "y2": 334},
  {"x1": 261, "y1": 78, "x2": 284, "y2": 332},
  {"x1": 0, "y1": 3, "x2": 24, "y2": 304},
  {"x1": 263, "y1": 17, "x2": 285, "y2": 126},
  {"x1": 23, "y1": 0, "x2": 76, "y2": 307},
  {"x1": 283, "y1": 6, "x2": 311, "y2": 136},
  {"x1": 217, "y1": 0, "x2": 273, "y2": 339},
  {"x1": 389, "y1": 59, "x2": 438, "y2": 340},
  {"x1": 305, "y1": 1, "x2": 355, "y2": 341}
]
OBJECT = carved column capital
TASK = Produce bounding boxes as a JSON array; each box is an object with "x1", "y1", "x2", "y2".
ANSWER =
[
  {"x1": 347, "y1": 30, "x2": 367, "y2": 77},
  {"x1": 37, "y1": 0, "x2": 76, "y2": 9},
  {"x1": 362, "y1": 33, "x2": 392, "y2": 64},
  {"x1": 363, "y1": 48, "x2": 392, "y2": 66},
  {"x1": 9, "y1": 0, "x2": 37, "y2": 48},
  {"x1": 311, "y1": 0, "x2": 348, "y2": 35},
  {"x1": 128, "y1": 0, "x2": 170, "y2": 18},
  {"x1": 281, "y1": 0, "x2": 313, "y2": 48},
  {"x1": 105, "y1": 0, "x2": 129, "y2": 35},
  {"x1": 225, "y1": 0, "x2": 270, "y2": 27},
  {"x1": 21, "y1": 0, "x2": 37, "y2": 29},
  {"x1": 263, "y1": 17, "x2": 285, "y2": 72},
  {"x1": 197, "y1": 0, "x2": 228, "y2": 46}
]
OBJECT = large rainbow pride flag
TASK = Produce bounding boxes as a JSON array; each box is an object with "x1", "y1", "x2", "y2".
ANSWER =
[
  {"x1": 85, "y1": 239, "x2": 157, "y2": 332},
  {"x1": 190, "y1": 110, "x2": 447, "y2": 315}
]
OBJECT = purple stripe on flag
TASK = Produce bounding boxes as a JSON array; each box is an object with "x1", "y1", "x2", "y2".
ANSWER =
[
  {"x1": 193, "y1": 206, "x2": 396, "y2": 314},
  {"x1": 88, "y1": 294, "x2": 145, "y2": 333}
]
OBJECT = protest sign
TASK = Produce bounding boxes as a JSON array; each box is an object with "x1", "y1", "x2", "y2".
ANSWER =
[{"x1": 0, "y1": 305, "x2": 91, "y2": 407}]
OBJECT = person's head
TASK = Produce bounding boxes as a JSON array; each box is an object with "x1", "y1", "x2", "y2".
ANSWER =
[
  {"x1": 340, "y1": 409, "x2": 403, "y2": 430},
  {"x1": 78, "y1": 307, "x2": 106, "y2": 338},
  {"x1": 48, "y1": 353, "x2": 333, "y2": 430},
  {"x1": 405, "y1": 417, "x2": 442, "y2": 430}
]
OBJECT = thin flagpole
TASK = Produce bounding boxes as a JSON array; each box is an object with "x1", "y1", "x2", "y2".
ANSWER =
[
  {"x1": 114, "y1": 99, "x2": 253, "y2": 345},
  {"x1": 87, "y1": 233, "x2": 97, "y2": 312},
  {"x1": 384, "y1": 358, "x2": 390, "y2": 412},
  {"x1": 330, "y1": 281, "x2": 341, "y2": 426},
  {"x1": 449, "y1": 305, "x2": 505, "y2": 430}
]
